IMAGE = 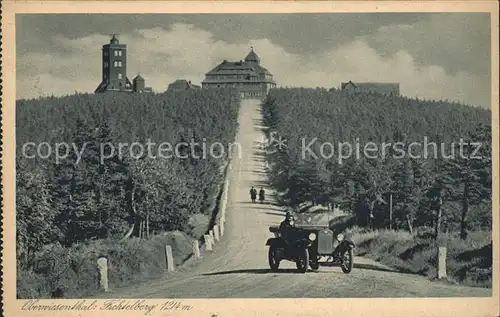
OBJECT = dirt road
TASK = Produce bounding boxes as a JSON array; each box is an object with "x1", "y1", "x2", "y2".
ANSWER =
[{"x1": 100, "y1": 99, "x2": 491, "y2": 298}]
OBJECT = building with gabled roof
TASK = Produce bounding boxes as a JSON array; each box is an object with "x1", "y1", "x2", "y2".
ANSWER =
[
  {"x1": 132, "y1": 74, "x2": 153, "y2": 93},
  {"x1": 341, "y1": 81, "x2": 400, "y2": 96},
  {"x1": 167, "y1": 79, "x2": 201, "y2": 92},
  {"x1": 202, "y1": 47, "x2": 276, "y2": 99}
]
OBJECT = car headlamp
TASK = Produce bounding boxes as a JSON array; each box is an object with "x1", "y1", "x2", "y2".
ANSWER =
[
  {"x1": 308, "y1": 233, "x2": 317, "y2": 241},
  {"x1": 336, "y1": 233, "x2": 344, "y2": 242}
]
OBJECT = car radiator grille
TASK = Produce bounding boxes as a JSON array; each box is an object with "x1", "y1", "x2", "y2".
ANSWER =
[{"x1": 317, "y1": 230, "x2": 334, "y2": 254}]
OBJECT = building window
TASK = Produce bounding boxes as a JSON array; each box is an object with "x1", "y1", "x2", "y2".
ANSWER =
[
  {"x1": 118, "y1": 73, "x2": 123, "y2": 79},
  {"x1": 104, "y1": 61, "x2": 108, "y2": 68},
  {"x1": 118, "y1": 61, "x2": 122, "y2": 67},
  {"x1": 114, "y1": 51, "x2": 118, "y2": 56},
  {"x1": 118, "y1": 51, "x2": 122, "y2": 56}
]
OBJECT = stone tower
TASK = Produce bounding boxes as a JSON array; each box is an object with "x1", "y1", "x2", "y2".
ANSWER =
[{"x1": 95, "y1": 34, "x2": 132, "y2": 93}]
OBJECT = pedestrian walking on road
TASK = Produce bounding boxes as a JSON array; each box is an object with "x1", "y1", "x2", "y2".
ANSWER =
[
  {"x1": 250, "y1": 186, "x2": 257, "y2": 203},
  {"x1": 259, "y1": 187, "x2": 265, "y2": 204}
]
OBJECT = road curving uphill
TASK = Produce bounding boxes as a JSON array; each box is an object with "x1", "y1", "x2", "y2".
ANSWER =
[{"x1": 98, "y1": 99, "x2": 491, "y2": 298}]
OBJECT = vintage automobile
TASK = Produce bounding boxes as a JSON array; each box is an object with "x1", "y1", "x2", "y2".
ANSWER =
[{"x1": 266, "y1": 212, "x2": 355, "y2": 273}]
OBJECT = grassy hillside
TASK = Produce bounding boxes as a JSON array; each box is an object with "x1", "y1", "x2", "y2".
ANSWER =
[
  {"x1": 331, "y1": 215, "x2": 492, "y2": 288},
  {"x1": 16, "y1": 89, "x2": 241, "y2": 297}
]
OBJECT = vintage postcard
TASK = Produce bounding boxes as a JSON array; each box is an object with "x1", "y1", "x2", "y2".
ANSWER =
[{"x1": 2, "y1": 1, "x2": 499, "y2": 317}]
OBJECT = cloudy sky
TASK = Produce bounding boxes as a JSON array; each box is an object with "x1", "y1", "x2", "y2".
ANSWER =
[{"x1": 17, "y1": 13, "x2": 491, "y2": 108}]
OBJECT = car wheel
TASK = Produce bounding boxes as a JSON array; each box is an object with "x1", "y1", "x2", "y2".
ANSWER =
[
  {"x1": 295, "y1": 247, "x2": 309, "y2": 273},
  {"x1": 310, "y1": 260, "x2": 320, "y2": 271},
  {"x1": 268, "y1": 245, "x2": 280, "y2": 272},
  {"x1": 341, "y1": 248, "x2": 354, "y2": 274}
]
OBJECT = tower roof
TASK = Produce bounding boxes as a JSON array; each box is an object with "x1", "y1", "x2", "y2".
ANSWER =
[
  {"x1": 133, "y1": 74, "x2": 145, "y2": 81},
  {"x1": 110, "y1": 34, "x2": 119, "y2": 45},
  {"x1": 244, "y1": 47, "x2": 260, "y2": 63}
]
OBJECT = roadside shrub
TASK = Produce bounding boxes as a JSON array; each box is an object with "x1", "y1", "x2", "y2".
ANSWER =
[
  {"x1": 345, "y1": 226, "x2": 492, "y2": 288},
  {"x1": 189, "y1": 214, "x2": 211, "y2": 240},
  {"x1": 17, "y1": 231, "x2": 194, "y2": 299}
]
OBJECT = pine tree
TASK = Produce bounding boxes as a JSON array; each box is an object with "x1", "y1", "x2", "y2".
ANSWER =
[
  {"x1": 16, "y1": 161, "x2": 59, "y2": 267},
  {"x1": 446, "y1": 124, "x2": 492, "y2": 239}
]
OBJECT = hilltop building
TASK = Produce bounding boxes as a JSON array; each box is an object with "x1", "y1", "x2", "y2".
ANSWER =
[
  {"x1": 341, "y1": 81, "x2": 400, "y2": 96},
  {"x1": 95, "y1": 34, "x2": 152, "y2": 93},
  {"x1": 202, "y1": 47, "x2": 276, "y2": 99},
  {"x1": 167, "y1": 79, "x2": 201, "y2": 92},
  {"x1": 132, "y1": 74, "x2": 153, "y2": 93}
]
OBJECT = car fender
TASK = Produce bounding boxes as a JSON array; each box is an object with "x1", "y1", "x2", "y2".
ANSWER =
[
  {"x1": 334, "y1": 239, "x2": 355, "y2": 254},
  {"x1": 266, "y1": 237, "x2": 286, "y2": 247}
]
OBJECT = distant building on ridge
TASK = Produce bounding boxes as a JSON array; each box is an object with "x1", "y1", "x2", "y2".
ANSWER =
[
  {"x1": 202, "y1": 47, "x2": 276, "y2": 99},
  {"x1": 132, "y1": 74, "x2": 152, "y2": 93},
  {"x1": 341, "y1": 81, "x2": 400, "y2": 96},
  {"x1": 95, "y1": 34, "x2": 152, "y2": 94},
  {"x1": 167, "y1": 79, "x2": 201, "y2": 92}
]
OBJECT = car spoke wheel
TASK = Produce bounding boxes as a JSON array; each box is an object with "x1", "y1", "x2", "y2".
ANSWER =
[
  {"x1": 268, "y1": 245, "x2": 280, "y2": 272},
  {"x1": 295, "y1": 247, "x2": 309, "y2": 273},
  {"x1": 309, "y1": 260, "x2": 319, "y2": 271},
  {"x1": 341, "y1": 248, "x2": 354, "y2": 274}
]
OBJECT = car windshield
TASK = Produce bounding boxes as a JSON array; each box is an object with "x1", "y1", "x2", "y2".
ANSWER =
[{"x1": 292, "y1": 212, "x2": 330, "y2": 227}]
